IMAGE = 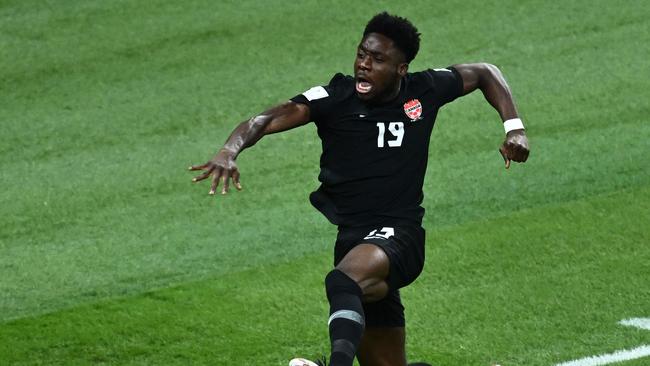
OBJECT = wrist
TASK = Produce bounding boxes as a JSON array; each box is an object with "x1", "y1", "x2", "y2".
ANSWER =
[
  {"x1": 503, "y1": 118, "x2": 525, "y2": 134},
  {"x1": 218, "y1": 146, "x2": 238, "y2": 158}
]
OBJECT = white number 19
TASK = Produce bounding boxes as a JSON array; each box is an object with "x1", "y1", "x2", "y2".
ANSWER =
[{"x1": 376, "y1": 122, "x2": 404, "y2": 148}]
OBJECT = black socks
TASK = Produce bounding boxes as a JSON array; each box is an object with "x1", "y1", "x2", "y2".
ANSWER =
[{"x1": 325, "y1": 269, "x2": 365, "y2": 366}]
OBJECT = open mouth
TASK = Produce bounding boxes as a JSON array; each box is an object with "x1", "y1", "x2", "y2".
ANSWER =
[{"x1": 355, "y1": 77, "x2": 372, "y2": 94}]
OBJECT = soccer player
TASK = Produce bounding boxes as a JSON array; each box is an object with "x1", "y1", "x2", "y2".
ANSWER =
[{"x1": 190, "y1": 12, "x2": 529, "y2": 366}]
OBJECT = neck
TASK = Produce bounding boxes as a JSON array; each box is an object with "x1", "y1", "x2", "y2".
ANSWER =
[{"x1": 372, "y1": 79, "x2": 402, "y2": 105}]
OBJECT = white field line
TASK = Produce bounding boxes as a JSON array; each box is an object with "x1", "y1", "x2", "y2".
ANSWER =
[
  {"x1": 619, "y1": 318, "x2": 650, "y2": 331},
  {"x1": 554, "y1": 345, "x2": 650, "y2": 366},
  {"x1": 553, "y1": 318, "x2": 650, "y2": 366}
]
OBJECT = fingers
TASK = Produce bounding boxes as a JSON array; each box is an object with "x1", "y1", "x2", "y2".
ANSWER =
[
  {"x1": 519, "y1": 145, "x2": 530, "y2": 162},
  {"x1": 188, "y1": 163, "x2": 208, "y2": 171},
  {"x1": 209, "y1": 169, "x2": 222, "y2": 195},
  {"x1": 221, "y1": 170, "x2": 231, "y2": 195},
  {"x1": 501, "y1": 131, "x2": 530, "y2": 166},
  {"x1": 192, "y1": 167, "x2": 214, "y2": 182},
  {"x1": 500, "y1": 141, "x2": 530, "y2": 169},
  {"x1": 508, "y1": 144, "x2": 530, "y2": 163},
  {"x1": 189, "y1": 162, "x2": 242, "y2": 196},
  {"x1": 232, "y1": 170, "x2": 242, "y2": 190},
  {"x1": 204, "y1": 168, "x2": 241, "y2": 196},
  {"x1": 220, "y1": 169, "x2": 243, "y2": 194},
  {"x1": 499, "y1": 146, "x2": 511, "y2": 169}
]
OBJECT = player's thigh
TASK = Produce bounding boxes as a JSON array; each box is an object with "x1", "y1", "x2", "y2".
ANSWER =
[
  {"x1": 334, "y1": 225, "x2": 426, "y2": 293},
  {"x1": 357, "y1": 327, "x2": 407, "y2": 366},
  {"x1": 336, "y1": 243, "x2": 391, "y2": 301}
]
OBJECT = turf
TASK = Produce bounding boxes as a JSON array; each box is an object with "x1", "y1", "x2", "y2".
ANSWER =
[{"x1": 1, "y1": 0, "x2": 649, "y2": 365}]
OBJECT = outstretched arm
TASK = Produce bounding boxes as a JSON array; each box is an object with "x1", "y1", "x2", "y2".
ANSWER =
[
  {"x1": 189, "y1": 101, "x2": 310, "y2": 195},
  {"x1": 453, "y1": 63, "x2": 530, "y2": 168}
]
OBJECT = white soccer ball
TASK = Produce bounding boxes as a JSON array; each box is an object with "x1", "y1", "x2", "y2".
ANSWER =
[{"x1": 289, "y1": 358, "x2": 319, "y2": 366}]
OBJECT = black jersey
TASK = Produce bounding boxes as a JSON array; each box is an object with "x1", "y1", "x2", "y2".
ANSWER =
[{"x1": 291, "y1": 67, "x2": 463, "y2": 227}]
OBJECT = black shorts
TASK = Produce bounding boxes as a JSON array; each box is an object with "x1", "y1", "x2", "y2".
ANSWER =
[{"x1": 333, "y1": 224, "x2": 426, "y2": 327}]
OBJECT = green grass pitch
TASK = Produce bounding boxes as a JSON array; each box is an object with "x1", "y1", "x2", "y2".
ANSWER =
[{"x1": 1, "y1": 0, "x2": 649, "y2": 365}]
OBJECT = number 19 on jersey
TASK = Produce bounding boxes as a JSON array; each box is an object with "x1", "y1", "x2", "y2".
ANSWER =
[{"x1": 376, "y1": 122, "x2": 404, "y2": 148}]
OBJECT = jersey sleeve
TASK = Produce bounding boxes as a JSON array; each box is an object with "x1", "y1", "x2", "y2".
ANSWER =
[
  {"x1": 290, "y1": 73, "x2": 347, "y2": 124},
  {"x1": 422, "y1": 66, "x2": 464, "y2": 106}
]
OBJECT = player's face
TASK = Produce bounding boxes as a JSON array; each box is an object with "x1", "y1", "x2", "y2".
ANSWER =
[{"x1": 354, "y1": 33, "x2": 408, "y2": 103}]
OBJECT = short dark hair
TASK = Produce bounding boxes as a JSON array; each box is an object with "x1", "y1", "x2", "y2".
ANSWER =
[{"x1": 363, "y1": 12, "x2": 421, "y2": 63}]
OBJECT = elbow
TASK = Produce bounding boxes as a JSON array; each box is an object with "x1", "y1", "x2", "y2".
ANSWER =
[
  {"x1": 246, "y1": 113, "x2": 271, "y2": 131},
  {"x1": 475, "y1": 62, "x2": 503, "y2": 88},
  {"x1": 483, "y1": 62, "x2": 500, "y2": 71},
  {"x1": 473, "y1": 61, "x2": 499, "y2": 70},
  {"x1": 477, "y1": 62, "x2": 501, "y2": 77},
  {"x1": 248, "y1": 101, "x2": 293, "y2": 131}
]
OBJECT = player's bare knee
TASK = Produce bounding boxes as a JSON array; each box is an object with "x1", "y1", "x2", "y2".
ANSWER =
[
  {"x1": 334, "y1": 266, "x2": 387, "y2": 299},
  {"x1": 359, "y1": 280, "x2": 389, "y2": 302}
]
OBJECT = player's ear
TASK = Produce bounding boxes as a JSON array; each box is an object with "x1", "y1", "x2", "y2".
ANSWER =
[{"x1": 398, "y1": 62, "x2": 408, "y2": 77}]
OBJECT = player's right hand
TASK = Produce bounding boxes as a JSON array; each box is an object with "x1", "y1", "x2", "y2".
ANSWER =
[{"x1": 189, "y1": 148, "x2": 242, "y2": 195}]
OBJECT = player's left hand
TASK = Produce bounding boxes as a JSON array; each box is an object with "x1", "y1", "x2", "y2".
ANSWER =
[{"x1": 499, "y1": 129, "x2": 529, "y2": 169}]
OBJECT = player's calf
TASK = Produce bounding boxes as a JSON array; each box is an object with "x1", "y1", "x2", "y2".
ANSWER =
[{"x1": 325, "y1": 269, "x2": 365, "y2": 366}]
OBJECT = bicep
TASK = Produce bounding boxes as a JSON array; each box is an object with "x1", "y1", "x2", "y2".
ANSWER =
[
  {"x1": 453, "y1": 63, "x2": 492, "y2": 95},
  {"x1": 262, "y1": 101, "x2": 311, "y2": 135}
]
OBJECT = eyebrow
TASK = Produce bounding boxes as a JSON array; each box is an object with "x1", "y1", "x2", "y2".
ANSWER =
[{"x1": 358, "y1": 44, "x2": 386, "y2": 57}]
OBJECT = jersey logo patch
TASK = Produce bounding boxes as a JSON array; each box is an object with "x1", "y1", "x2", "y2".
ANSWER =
[
  {"x1": 302, "y1": 86, "x2": 329, "y2": 101},
  {"x1": 403, "y1": 99, "x2": 422, "y2": 121}
]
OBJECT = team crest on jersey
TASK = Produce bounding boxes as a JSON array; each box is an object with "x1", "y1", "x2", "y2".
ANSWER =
[{"x1": 403, "y1": 99, "x2": 422, "y2": 121}]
